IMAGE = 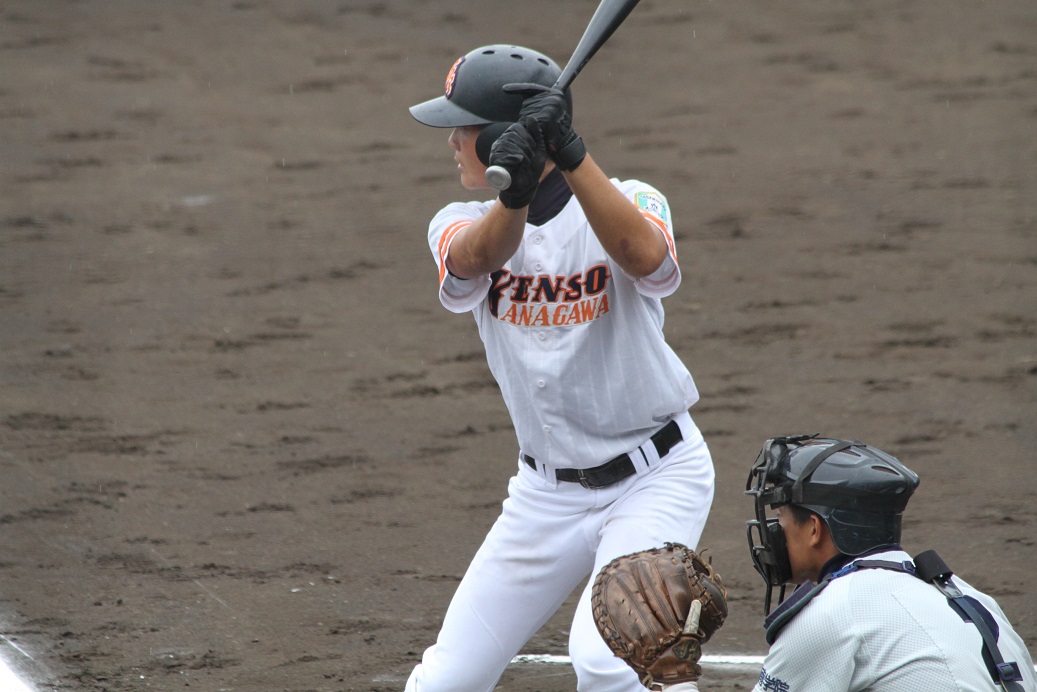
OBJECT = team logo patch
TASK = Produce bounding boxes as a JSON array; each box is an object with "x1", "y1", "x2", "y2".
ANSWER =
[
  {"x1": 635, "y1": 191, "x2": 669, "y2": 225},
  {"x1": 444, "y1": 56, "x2": 465, "y2": 98}
]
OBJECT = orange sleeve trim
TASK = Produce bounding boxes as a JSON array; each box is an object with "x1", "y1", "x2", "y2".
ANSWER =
[
  {"x1": 437, "y1": 220, "x2": 472, "y2": 284},
  {"x1": 640, "y1": 210, "x2": 677, "y2": 262}
]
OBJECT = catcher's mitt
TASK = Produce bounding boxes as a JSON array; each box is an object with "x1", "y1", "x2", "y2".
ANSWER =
[{"x1": 591, "y1": 543, "x2": 728, "y2": 690}]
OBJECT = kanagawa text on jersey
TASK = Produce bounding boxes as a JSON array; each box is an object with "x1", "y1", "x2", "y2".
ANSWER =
[{"x1": 488, "y1": 265, "x2": 612, "y2": 327}]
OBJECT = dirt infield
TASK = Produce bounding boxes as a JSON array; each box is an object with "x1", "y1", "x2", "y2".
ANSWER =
[{"x1": 1, "y1": 1, "x2": 1034, "y2": 690}]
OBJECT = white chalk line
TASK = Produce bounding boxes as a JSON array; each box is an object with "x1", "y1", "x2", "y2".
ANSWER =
[
  {"x1": 0, "y1": 635, "x2": 33, "y2": 662},
  {"x1": 512, "y1": 653, "x2": 765, "y2": 668},
  {"x1": 2, "y1": 641, "x2": 1036, "y2": 690},
  {"x1": 510, "y1": 653, "x2": 1037, "y2": 674}
]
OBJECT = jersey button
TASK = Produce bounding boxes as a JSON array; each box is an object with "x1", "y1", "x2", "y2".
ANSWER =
[
  {"x1": 535, "y1": 262, "x2": 543, "y2": 271},
  {"x1": 543, "y1": 425, "x2": 551, "y2": 432},
  {"x1": 533, "y1": 236, "x2": 543, "y2": 245},
  {"x1": 537, "y1": 380, "x2": 546, "y2": 388},
  {"x1": 537, "y1": 333, "x2": 546, "y2": 341}
]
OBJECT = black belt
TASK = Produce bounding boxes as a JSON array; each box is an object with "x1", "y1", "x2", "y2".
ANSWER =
[{"x1": 522, "y1": 420, "x2": 683, "y2": 489}]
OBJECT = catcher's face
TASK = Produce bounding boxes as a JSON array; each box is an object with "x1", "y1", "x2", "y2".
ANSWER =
[{"x1": 776, "y1": 506, "x2": 827, "y2": 584}]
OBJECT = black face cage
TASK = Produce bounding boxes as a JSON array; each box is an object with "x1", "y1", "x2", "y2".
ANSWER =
[
  {"x1": 744, "y1": 434, "x2": 821, "y2": 615},
  {"x1": 745, "y1": 517, "x2": 788, "y2": 615},
  {"x1": 750, "y1": 435, "x2": 854, "y2": 614}
]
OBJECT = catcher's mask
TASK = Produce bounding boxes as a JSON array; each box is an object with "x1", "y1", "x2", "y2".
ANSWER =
[{"x1": 744, "y1": 434, "x2": 919, "y2": 614}]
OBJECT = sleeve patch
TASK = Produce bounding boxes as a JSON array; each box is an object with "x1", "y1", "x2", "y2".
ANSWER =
[{"x1": 635, "y1": 191, "x2": 670, "y2": 227}]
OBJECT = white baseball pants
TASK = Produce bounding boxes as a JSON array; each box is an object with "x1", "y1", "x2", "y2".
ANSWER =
[{"x1": 404, "y1": 412, "x2": 715, "y2": 691}]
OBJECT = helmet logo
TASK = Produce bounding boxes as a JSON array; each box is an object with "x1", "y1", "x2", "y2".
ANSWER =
[{"x1": 444, "y1": 56, "x2": 465, "y2": 99}]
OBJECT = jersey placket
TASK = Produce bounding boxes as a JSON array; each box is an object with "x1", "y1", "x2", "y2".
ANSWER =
[{"x1": 525, "y1": 227, "x2": 562, "y2": 462}]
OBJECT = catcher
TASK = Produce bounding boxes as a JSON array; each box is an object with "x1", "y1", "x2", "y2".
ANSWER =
[
  {"x1": 592, "y1": 542, "x2": 729, "y2": 691},
  {"x1": 745, "y1": 435, "x2": 1036, "y2": 692}
]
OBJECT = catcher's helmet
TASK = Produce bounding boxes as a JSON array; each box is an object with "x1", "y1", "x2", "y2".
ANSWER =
[
  {"x1": 745, "y1": 435, "x2": 919, "y2": 613},
  {"x1": 409, "y1": 44, "x2": 572, "y2": 128}
]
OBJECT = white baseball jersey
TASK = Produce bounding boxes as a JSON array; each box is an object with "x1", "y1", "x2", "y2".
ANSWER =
[
  {"x1": 755, "y1": 549, "x2": 1037, "y2": 692},
  {"x1": 428, "y1": 178, "x2": 698, "y2": 468}
]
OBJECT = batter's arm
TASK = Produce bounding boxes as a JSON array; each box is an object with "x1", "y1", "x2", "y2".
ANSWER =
[
  {"x1": 443, "y1": 202, "x2": 528, "y2": 279},
  {"x1": 561, "y1": 155, "x2": 669, "y2": 279}
]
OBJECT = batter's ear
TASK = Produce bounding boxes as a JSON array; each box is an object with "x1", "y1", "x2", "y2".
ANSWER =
[{"x1": 475, "y1": 122, "x2": 512, "y2": 166}]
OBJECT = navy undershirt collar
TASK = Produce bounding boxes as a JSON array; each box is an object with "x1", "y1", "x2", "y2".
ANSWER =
[
  {"x1": 818, "y1": 543, "x2": 902, "y2": 581},
  {"x1": 526, "y1": 167, "x2": 573, "y2": 226}
]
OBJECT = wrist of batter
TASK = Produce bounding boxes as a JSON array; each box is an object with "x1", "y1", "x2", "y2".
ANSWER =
[
  {"x1": 498, "y1": 187, "x2": 537, "y2": 209},
  {"x1": 553, "y1": 134, "x2": 586, "y2": 172},
  {"x1": 497, "y1": 173, "x2": 541, "y2": 208}
]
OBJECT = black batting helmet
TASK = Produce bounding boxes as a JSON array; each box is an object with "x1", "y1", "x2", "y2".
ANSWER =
[{"x1": 409, "y1": 44, "x2": 573, "y2": 128}]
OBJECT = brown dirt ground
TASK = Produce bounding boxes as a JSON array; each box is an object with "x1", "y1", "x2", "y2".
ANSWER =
[{"x1": 1, "y1": 1, "x2": 1035, "y2": 690}]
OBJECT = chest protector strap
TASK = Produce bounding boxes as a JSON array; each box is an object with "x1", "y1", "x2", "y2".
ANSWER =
[
  {"x1": 912, "y1": 550, "x2": 1025, "y2": 691},
  {"x1": 764, "y1": 550, "x2": 1025, "y2": 691}
]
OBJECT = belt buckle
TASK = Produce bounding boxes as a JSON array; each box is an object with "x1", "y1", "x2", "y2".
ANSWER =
[{"x1": 576, "y1": 468, "x2": 602, "y2": 490}]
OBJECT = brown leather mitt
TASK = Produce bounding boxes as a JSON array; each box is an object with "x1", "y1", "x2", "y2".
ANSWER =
[{"x1": 591, "y1": 543, "x2": 728, "y2": 690}]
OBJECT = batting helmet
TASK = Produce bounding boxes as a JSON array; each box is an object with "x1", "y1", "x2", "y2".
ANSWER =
[
  {"x1": 745, "y1": 434, "x2": 920, "y2": 612},
  {"x1": 409, "y1": 44, "x2": 573, "y2": 128}
]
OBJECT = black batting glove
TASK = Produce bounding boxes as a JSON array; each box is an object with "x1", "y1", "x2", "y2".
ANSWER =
[
  {"x1": 504, "y1": 83, "x2": 586, "y2": 172},
  {"x1": 489, "y1": 117, "x2": 547, "y2": 209}
]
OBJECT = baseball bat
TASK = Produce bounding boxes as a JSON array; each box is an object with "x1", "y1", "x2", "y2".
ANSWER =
[{"x1": 484, "y1": 0, "x2": 642, "y2": 191}]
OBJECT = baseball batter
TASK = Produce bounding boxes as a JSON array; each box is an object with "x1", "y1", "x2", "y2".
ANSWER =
[
  {"x1": 405, "y1": 44, "x2": 715, "y2": 691},
  {"x1": 745, "y1": 435, "x2": 1036, "y2": 692}
]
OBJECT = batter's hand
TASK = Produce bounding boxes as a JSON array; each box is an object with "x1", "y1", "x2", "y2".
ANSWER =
[
  {"x1": 489, "y1": 116, "x2": 547, "y2": 209},
  {"x1": 504, "y1": 83, "x2": 586, "y2": 172}
]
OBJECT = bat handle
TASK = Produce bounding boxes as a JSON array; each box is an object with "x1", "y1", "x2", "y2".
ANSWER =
[{"x1": 485, "y1": 165, "x2": 512, "y2": 191}]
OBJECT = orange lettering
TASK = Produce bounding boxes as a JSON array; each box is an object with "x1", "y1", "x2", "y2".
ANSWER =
[
  {"x1": 502, "y1": 304, "x2": 518, "y2": 324},
  {"x1": 552, "y1": 306, "x2": 568, "y2": 326}
]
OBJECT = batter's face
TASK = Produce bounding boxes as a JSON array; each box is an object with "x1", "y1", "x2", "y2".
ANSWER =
[{"x1": 448, "y1": 126, "x2": 490, "y2": 190}]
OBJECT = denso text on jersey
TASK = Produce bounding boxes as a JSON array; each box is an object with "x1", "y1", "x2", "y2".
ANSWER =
[{"x1": 487, "y1": 265, "x2": 612, "y2": 327}]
